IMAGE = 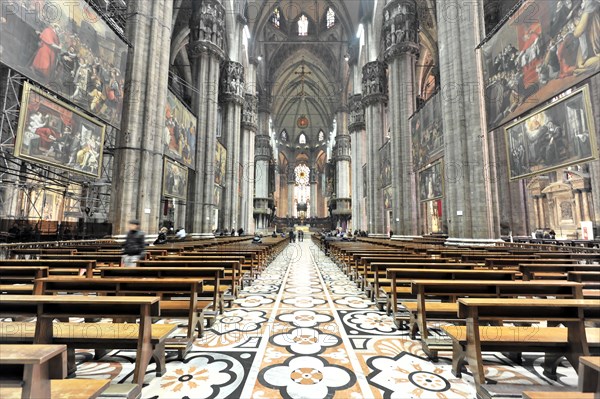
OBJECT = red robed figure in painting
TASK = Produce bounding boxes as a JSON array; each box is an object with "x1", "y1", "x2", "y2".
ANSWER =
[{"x1": 31, "y1": 24, "x2": 61, "y2": 80}]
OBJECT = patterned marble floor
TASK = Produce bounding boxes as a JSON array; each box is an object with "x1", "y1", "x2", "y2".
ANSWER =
[{"x1": 75, "y1": 236, "x2": 579, "y2": 398}]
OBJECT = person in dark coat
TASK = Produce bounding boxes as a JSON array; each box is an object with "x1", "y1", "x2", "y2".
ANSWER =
[{"x1": 122, "y1": 219, "x2": 145, "y2": 266}]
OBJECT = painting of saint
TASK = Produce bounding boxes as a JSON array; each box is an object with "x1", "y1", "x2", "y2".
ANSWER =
[
  {"x1": 163, "y1": 158, "x2": 188, "y2": 200},
  {"x1": 164, "y1": 91, "x2": 197, "y2": 168},
  {"x1": 15, "y1": 83, "x2": 105, "y2": 178}
]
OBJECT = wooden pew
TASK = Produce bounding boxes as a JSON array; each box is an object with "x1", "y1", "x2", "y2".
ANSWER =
[
  {"x1": 368, "y1": 261, "x2": 479, "y2": 304},
  {"x1": 39, "y1": 254, "x2": 122, "y2": 267},
  {"x1": 0, "y1": 295, "x2": 177, "y2": 386},
  {"x1": 408, "y1": 280, "x2": 583, "y2": 359},
  {"x1": 0, "y1": 344, "x2": 68, "y2": 399},
  {"x1": 520, "y1": 264, "x2": 600, "y2": 281},
  {"x1": 34, "y1": 276, "x2": 212, "y2": 357},
  {"x1": 0, "y1": 260, "x2": 95, "y2": 278},
  {"x1": 485, "y1": 257, "x2": 579, "y2": 269},
  {"x1": 385, "y1": 267, "x2": 518, "y2": 318},
  {"x1": 578, "y1": 356, "x2": 600, "y2": 393},
  {"x1": 99, "y1": 266, "x2": 224, "y2": 323},
  {"x1": 442, "y1": 298, "x2": 600, "y2": 398},
  {"x1": 0, "y1": 267, "x2": 48, "y2": 294},
  {"x1": 0, "y1": 378, "x2": 111, "y2": 399}
]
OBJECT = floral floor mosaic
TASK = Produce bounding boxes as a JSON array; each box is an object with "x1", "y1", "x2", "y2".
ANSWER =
[{"x1": 75, "y1": 237, "x2": 580, "y2": 398}]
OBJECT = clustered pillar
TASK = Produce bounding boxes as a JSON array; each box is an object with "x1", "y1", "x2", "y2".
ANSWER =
[
  {"x1": 349, "y1": 94, "x2": 366, "y2": 231},
  {"x1": 253, "y1": 96, "x2": 273, "y2": 232},
  {"x1": 187, "y1": 0, "x2": 225, "y2": 237},
  {"x1": 219, "y1": 61, "x2": 245, "y2": 233},
  {"x1": 112, "y1": 0, "x2": 173, "y2": 234},
  {"x1": 384, "y1": 0, "x2": 420, "y2": 236},
  {"x1": 362, "y1": 61, "x2": 388, "y2": 236}
]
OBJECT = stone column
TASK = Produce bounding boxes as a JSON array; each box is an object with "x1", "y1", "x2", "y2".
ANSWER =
[
  {"x1": 310, "y1": 166, "x2": 318, "y2": 218},
  {"x1": 254, "y1": 96, "x2": 272, "y2": 232},
  {"x1": 241, "y1": 93, "x2": 258, "y2": 234},
  {"x1": 349, "y1": 94, "x2": 365, "y2": 231},
  {"x1": 436, "y1": 0, "x2": 493, "y2": 238},
  {"x1": 287, "y1": 166, "x2": 295, "y2": 218},
  {"x1": 582, "y1": 190, "x2": 591, "y2": 221},
  {"x1": 532, "y1": 196, "x2": 540, "y2": 228},
  {"x1": 187, "y1": 0, "x2": 225, "y2": 237},
  {"x1": 384, "y1": 0, "x2": 419, "y2": 236},
  {"x1": 362, "y1": 61, "x2": 388, "y2": 236},
  {"x1": 219, "y1": 61, "x2": 244, "y2": 232},
  {"x1": 334, "y1": 107, "x2": 352, "y2": 230},
  {"x1": 574, "y1": 191, "x2": 582, "y2": 227},
  {"x1": 539, "y1": 196, "x2": 546, "y2": 227},
  {"x1": 112, "y1": 0, "x2": 173, "y2": 234}
]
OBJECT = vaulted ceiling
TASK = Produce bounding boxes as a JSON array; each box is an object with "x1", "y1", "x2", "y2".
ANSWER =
[{"x1": 248, "y1": 0, "x2": 364, "y2": 148}]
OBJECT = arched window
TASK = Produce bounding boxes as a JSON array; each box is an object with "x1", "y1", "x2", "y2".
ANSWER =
[
  {"x1": 318, "y1": 130, "x2": 325, "y2": 142},
  {"x1": 271, "y1": 7, "x2": 281, "y2": 28},
  {"x1": 280, "y1": 129, "x2": 288, "y2": 142},
  {"x1": 298, "y1": 15, "x2": 309, "y2": 36},
  {"x1": 326, "y1": 8, "x2": 336, "y2": 29},
  {"x1": 299, "y1": 133, "x2": 307, "y2": 144}
]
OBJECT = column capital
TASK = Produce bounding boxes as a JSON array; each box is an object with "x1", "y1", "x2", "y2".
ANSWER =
[
  {"x1": 348, "y1": 94, "x2": 365, "y2": 132},
  {"x1": 383, "y1": 0, "x2": 420, "y2": 61},
  {"x1": 189, "y1": 0, "x2": 225, "y2": 59},
  {"x1": 362, "y1": 61, "x2": 388, "y2": 106},
  {"x1": 242, "y1": 94, "x2": 258, "y2": 132},
  {"x1": 219, "y1": 61, "x2": 245, "y2": 105}
]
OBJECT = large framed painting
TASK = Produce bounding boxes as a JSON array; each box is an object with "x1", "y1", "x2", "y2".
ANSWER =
[
  {"x1": 411, "y1": 92, "x2": 443, "y2": 170},
  {"x1": 505, "y1": 86, "x2": 598, "y2": 180},
  {"x1": 165, "y1": 90, "x2": 197, "y2": 168},
  {"x1": 419, "y1": 161, "x2": 444, "y2": 202},
  {"x1": 214, "y1": 184, "x2": 222, "y2": 208},
  {"x1": 482, "y1": 0, "x2": 600, "y2": 131},
  {"x1": 1, "y1": 0, "x2": 129, "y2": 126},
  {"x1": 214, "y1": 141, "x2": 227, "y2": 186},
  {"x1": 163, "y1": 158, "x2": 188, "y2": 200},
  {"x1": 15, "y1": 82, "x2": 106, "y2": 178},
  {"x1": 379, "y1": 141, "x2": 392, "y2": 188}
]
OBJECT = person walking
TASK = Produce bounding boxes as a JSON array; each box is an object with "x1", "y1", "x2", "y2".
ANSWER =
[{"x1": 122, "y1": 219, "x2": 145, "y2": 267}]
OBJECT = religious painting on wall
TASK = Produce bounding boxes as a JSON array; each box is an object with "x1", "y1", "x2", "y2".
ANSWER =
[
  {"x1": 411, "y1": 92, "x2": 443, "y2": 170},
  {"x1": 214, "y1": 141, "x2": 227, "y2": 186},
  {"x1": 165, "y1": 90, "x2": 197, "y2": 168},
  {"x1": 482, "y1": 0, "x2": 600, "y2": 131},
  {"x1": 362, "y1": 164, "x2": 367, "y2": 198},
  {"x1": 27, "y1": 188, "x2": 60, "y2": 221},
  {"x1": 419, "y1": 161, "x2": 443, "y2": 202},
  {"x1": 505, "y1": 86, "x2": 597, "y2": 180},
  {"x1": 1, "y1": 0, "x2": 129, "y2": 126},
  {"x1": 163, "y1": 158, "x2": 188, "y2": 200},
  {"x1": 15, "y1": 82, "x2": 106, "y2": 178},
  {"x1": 380, "y1": 141, "x2": 392, "y2": 187},
  {"x1": 383, "y1": 187, "x2": 393, "y2": 210}
]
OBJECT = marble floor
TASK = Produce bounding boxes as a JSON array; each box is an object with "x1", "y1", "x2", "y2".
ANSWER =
[{"x1": 75, "y1": 237, "x2": 579, "y2": 398}]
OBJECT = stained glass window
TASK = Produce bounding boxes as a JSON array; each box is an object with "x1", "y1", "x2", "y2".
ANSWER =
[
  {"x1": 326, "y1": 8, "x2": 335, "y2": 29},
  {"x1": 299, "y1": 133, "x2": 307, "y2": 144},
  {"x1": 280, "y1": 130, "x2": 287, "y2": 142},
  {"x1": 295, "y1": 164, "x2": 310, "y2": 186},
  {"x1": 318, "y1": 130, "x2": 325, "y2": 141},
  {"x1": 298, "y1": 15, "x2": 308, "y2": 36},
  {"x1": 271, "y1": 7, "x2": 281, "y2": 28}
]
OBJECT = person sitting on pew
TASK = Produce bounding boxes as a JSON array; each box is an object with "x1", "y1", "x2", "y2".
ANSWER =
[
  {"x1": 175, "y1": 227, "x2": 187, "y2": 240},
  {"x1": 153, "y1": 227, "x2": 168, "y2": 245},
  {"x1": 122, "y1": 219, "x2": 146, "y2": 267}
]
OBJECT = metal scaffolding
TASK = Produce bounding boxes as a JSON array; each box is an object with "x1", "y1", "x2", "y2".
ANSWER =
[{"x1": 0, "y1": 69, "x2": 116, "y2": 225}]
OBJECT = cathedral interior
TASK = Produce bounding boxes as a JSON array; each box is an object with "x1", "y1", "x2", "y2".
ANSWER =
[{"x1": 0, "y1": 0, "x2": 599, "y2": 398}]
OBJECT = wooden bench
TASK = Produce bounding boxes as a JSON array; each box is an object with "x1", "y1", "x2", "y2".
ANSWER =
[
  {"x1": 375, "y1": 263, "x2": 493, "y2": 309},
  {"x1": 0, "y1": 295, "x2": 177, "y2": 387},
  {"x1": 39, "y1": 254, "x2": 122, "y2": 267},
  {"x1": 520, "y1": 264, "x2": 600, "y2": 281},
  {"x1": 0, "y1": 378, "x2": 111, "y2": 399},
  {"x1": 0, "y1": 344, "x2": 68, "y2": 399},
  {"x1": 137, "y1": 259, "x2": 242, "y2": 298},
  {"x1": 99, "y1": 266, "x2": 224, "y2": 318},
  {"x1": 34, "y1": 276, "x2": 212, "y2": 358},
  {"x1": 522, "y1": 392, "x2": 594, "y2": 399},
  {"x1": 578, "y1": 356, "x2": 600, "y2": 393},
  {"x1": 407, "y1": 280, "x2": 583, "y2": 359},
  {"x1": 442, "y1": 298, "x2": 600, "y2": 399},
  {"x1": 0, "y1": 260, "x2": 96, "y2": 278},
  {"x1": 0, "y1": 267, "x2": 48, "y2": 294}
]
